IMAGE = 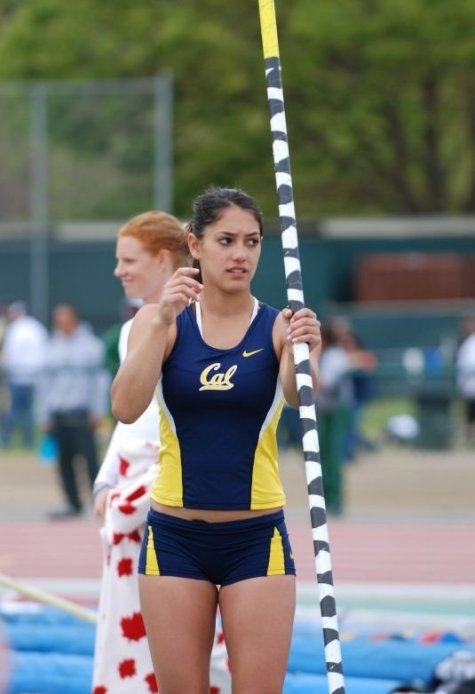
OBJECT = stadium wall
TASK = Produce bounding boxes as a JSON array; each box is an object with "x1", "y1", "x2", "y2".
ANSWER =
[{"x1": 1, "y1": 227, "x2": 475, "y2": 353}]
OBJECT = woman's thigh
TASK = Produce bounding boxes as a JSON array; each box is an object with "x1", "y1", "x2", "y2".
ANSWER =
[
  {"x1": 219, "y1": 574, "x2": 296, "y2": 694},
  {"x1": 139, "y1": 575, "x2": 218, "y2": 694}
]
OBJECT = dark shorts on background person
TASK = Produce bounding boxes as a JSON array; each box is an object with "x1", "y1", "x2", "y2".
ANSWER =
[
  {"x1": 466, "y1": 399, "x2": 475, "y2": 424},
  {"x1": 52, "y1": 408, "x2": 90, "y2": 428},
  {"x1": 138, "y1": 509, "x2": 296, "y2": 586}
]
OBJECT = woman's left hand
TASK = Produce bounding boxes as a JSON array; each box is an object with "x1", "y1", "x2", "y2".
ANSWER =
[
  {"x1": 94, "y1": 487, "x2": 111, "y2": 517},
  {"x1": 282, "y1": 307, "x2": 322, "y2": 355}
]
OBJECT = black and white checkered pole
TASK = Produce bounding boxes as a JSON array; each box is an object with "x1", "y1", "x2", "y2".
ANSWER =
[{"x1": 257, "y1": 2, "x2": 345, "y2": 692}]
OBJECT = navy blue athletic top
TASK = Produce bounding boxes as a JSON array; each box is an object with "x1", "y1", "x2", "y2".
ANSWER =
[{"x1": 151, "y1": 302, "x2": 286, "y2": 510}]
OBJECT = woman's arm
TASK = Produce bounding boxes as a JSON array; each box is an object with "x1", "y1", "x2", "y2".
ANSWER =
[
  {"x1": 111, "y1": 306, "x2": 170, "y2": 423},
  {"x1": 274, "y1": 307, "x2": 322, "y2": 408},
  {"x1": 111, "y1": 267, "x2": 202, "y2": 424},
  {"x1": 93, "y1": 422, "x2": 123, "y2": 492}
]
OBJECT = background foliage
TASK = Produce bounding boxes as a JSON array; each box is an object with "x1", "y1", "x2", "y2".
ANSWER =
[{"x1": 1, "y1": 0, "x2": 475, "y2": 218}]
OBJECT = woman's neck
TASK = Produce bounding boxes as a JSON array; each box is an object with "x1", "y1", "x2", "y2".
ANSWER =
[
  {"x1": 198, "y1": 289, "x2": 254, "y2": 319},
  {"x1": 196, "y1": 292, "x2": 257, "y2": 349}
]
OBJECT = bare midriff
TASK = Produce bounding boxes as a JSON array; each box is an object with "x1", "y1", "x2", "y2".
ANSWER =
[{"x1": 151, "y1": 501, "x2": 283, "y2": 522}]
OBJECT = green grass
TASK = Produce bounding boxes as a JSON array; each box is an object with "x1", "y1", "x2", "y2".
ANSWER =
[
  {"x1": 361, "y1": 397, "x2": 415, "y2": 439},
  {"x1": 361, "y1": 394, "x2": 467, "y2": 451}
]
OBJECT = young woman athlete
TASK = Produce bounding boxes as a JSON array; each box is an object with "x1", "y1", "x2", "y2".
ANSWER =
[{"x1": 111, "y1": 187, "x2": 321, "y2": 694}]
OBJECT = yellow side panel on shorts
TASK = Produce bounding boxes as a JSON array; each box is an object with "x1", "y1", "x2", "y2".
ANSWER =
[
  {"x1": 251, "y1": 395, "x2": 286, "y2": 509},
  {"x1": 267, "y1": 527, "x2": 285, "y2": 575},
  {"x1": 150, "y1": 398, "x2": 183, "y2": 506},
  {"x1": 145, "y1": 525, "x2": 160, "y2": 576}
]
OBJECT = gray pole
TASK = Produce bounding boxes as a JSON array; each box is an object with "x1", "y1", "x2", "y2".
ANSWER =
[
  {"x1": 153, "y1": 72, "x2": 173, "y2": 213},
  {"x1": 29, "y1": 82, "x2": 49, "y2": 325}
]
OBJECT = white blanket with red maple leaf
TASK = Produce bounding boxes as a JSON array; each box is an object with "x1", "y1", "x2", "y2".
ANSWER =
[{"x1": 92, "y1": 439, "x2": 231, "y2": 694}]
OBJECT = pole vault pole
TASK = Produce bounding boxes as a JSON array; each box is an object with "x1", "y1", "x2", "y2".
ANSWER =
[
  {"x1": 0, "y1": 573, "x2": 97, "y2": 625},
  {"x1": 257, "y1": 2, "x2": 345, "y2": 693}
]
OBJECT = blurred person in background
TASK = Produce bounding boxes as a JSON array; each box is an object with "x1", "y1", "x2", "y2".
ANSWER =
[
  {"x1": 315, "y1": 320, "x2": 354, "y2": 515},
  {"x1": 0, "y1": 301, "x2": 47, "y2": 448},
  {"x1": 0, "y1": 303, "x2": 7, "y2": 440},
  {"x1": 92, "y1": 210, "x2": 231, "y2": 694},
  {"x1": 455, "y1": 317, "x2": 475, "y2": 445},
  {"x1": 0, "y1": 302, "x2": 8, "y2": 352},
  {"x1": 101, "y1": 296, "x2": 142, "y2": 383},
  {"x1": 340, "y1": 331, "x2": 378, "y2": 461},
  {"x1": 39, "y1": 304, "x2": 108, "y2": 519}
]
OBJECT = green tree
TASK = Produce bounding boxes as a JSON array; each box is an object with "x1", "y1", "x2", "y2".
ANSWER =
[
  {"x1": 1, "y1": 0, "x2": 475, "y2": 217},
  {"x1": 286, "y1": 0, "x2": 475, "y2": 214}
]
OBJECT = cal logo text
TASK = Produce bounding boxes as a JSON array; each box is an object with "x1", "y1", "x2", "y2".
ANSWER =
[{"x1": 199, "y1": 363, "x2": 237, "y2": 391}]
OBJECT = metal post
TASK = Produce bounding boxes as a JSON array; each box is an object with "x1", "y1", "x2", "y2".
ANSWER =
[
  {"x1": 29, "y1": 82, "x2": 49, "y2": 325},
  {"x1": 153, "y1": 72, "x2": 173, "y2": 213}
]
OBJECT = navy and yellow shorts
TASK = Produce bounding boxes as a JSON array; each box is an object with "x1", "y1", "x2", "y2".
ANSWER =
[{"x1": 138, "y1": 509, "x2": 296, "y2": 586}]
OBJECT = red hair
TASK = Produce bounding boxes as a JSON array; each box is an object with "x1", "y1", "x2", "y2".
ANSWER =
[{"x1": 118, "y1": 211, "x2": 189, "y2": 268}]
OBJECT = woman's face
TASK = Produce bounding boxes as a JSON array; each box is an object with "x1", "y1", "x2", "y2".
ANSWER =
[
  {"x1": 114, "y1": 236, "x2": 167, "y2": 303},
  {"x1": 189, "y1": 205, "x2": 262, "y2": 292},
  {"x1": 53, "y1": 306, "x2": 78, "y2": 335}
]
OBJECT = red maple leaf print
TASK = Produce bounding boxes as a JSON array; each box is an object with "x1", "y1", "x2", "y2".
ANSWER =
[
  {"x1": 126, "y1": 485, "x2": 147, "y2": 503},
  {"x1": 119, "y1": 455, "x2": 130, "y2": 477},
  {"x1": 92, "y1": 687, "x2": 107, "y2": 694},
  {"x1": 113, "y1": 532, "x2": 125, "y2": 545},
  {"x1": 128, "y1": 529, "x2": 142, "y2": 543},
  {"x1": 121, "y1": 612, "x2": 147, "y2": 641},
  {"x1": 145, "y1": 672, "x2": 159, "y2": 693},
  {"x1": 118, "y1": 502, "x2": 136, "y2": 515},
  {"x1": 117, "y1": 557, "x2": 133, "y2": 577},
  {"x1": 118, "y1": 658, "x2": 136, "y2": 678},
  {"x1": 209, "y1": 688, "x2": 221, "y2": 693}
]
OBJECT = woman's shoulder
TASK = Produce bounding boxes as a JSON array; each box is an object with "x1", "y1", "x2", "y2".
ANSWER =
[
  {"x1": 257, "y1": 301, "x2": 281, "y2": 320},
  {"x1": 135, "y1": 303, "x2": 159, "y2": 318},
  {"x1": 119, "y1": 318, "x2": 133, "y2": 338},
  {"x1": 118, "y1": 319, "x2": 133, "y2": 361}
]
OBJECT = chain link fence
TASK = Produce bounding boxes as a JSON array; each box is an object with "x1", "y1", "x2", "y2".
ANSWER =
[
  {"x1": 0, "y1": 75, "x2": 172, "y2": 229},
  {"x1": 0, "y1": 75, "x2": 173, "y2": 323}
]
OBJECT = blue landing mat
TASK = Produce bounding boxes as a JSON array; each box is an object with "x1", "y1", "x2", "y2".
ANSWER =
[{"x1": 3, "y1": 606, "x2": 473, "y2": 694}]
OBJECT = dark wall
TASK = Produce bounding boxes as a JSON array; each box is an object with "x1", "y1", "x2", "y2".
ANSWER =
[
  {"x1": 0, "y1": 239, "x2": 120, "y2": 332},
  {"x1": 258, "y1": 236, "x2": 475, "y2": 350},
  {"x1": 2, "y1": 232, "x2": 475, "y2": 350}
]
